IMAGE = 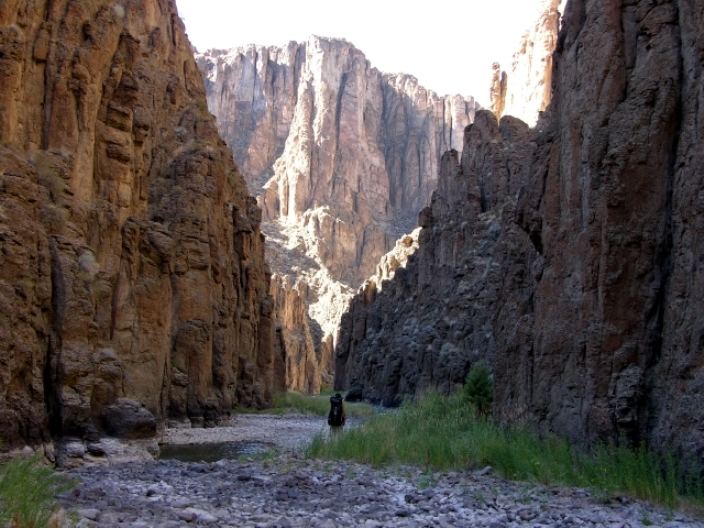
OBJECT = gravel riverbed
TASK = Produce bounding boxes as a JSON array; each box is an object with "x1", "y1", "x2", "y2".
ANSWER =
[
  {"x1": 162, "y1": 414, "x2": 336, "y2": 451},
  {"x1": 60, "y1": 415, "x2": 703, "y2": 527}
]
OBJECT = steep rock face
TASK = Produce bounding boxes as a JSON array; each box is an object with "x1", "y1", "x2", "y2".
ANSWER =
[
  {"x1": 0, "y1": 0, "x2": 273, "y2": 448},
  {"x1": 489, "y1": 0, "x2": 564, "y2": 126},
  {"x1": 522, "y1": 0, "x2": 699, "y2": 453},
  {"x1": 197, "y1": 39, "x2": 478, "y2": 386},
  {"x1": 336, "y1": 0, "x2": 704, "y2": 458},
  {"x1": 270, "y1": 275, "x2": 322, "y2": 394},
  {"x1": 336, "y1": 114, "x2": 537, "y2": 404},
  {"x1": 366, "y1": 228, "x2": 421, "y2": 291}
]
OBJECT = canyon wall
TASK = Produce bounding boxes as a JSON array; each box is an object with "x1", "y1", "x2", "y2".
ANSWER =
[
  {"x1": 336, "y1": 0, "x2": 704, "y2": 458},
  {"x1": 336, "y1": 115, "x2": 537, "y2": 405},
  {"x1": 0, "y1": 0, "x2": 273, "y2": 449},
  {"x1": 197, "y1": 40, "x2": 479, "y2": 388},
  {"x1": 489, "y1": 0, "x2": 565, "y2": 126},
  {"x1": 270, "y1": 274, "x2": 323, "y2": 394}
]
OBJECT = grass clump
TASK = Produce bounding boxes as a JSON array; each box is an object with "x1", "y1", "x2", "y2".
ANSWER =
[
  {"x1": 237, "y1": 391, "x2": 376, "y2": 419},
  {"x1": 0, "y1": 456, "x2": 74, "y2": 527},
  {"x1": 307, "y1": 391, "x2": 704, "y2": 510}
]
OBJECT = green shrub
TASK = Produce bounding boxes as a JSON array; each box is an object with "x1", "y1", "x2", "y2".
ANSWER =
[
  {"x1": 462, "y1": 362, "x2": 493, "y2": 416},
  {"x1": 307, "y1": 391, "x2": 704, "y2": 510},
  {"x1": 0, "y1": 456, "x2": 73, "y2": 528}
]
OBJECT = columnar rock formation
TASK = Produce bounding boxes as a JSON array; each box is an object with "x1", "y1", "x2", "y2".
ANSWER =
[
  {"x1": 270, "y1": 274, "x2": 323, "y2": 394},
  {"x1": 336, "y1": 0, "x2": 704, "y2": 459},
  {"x1": 197, "y1": 39, "x2": 479, "y2": 388},
  {"x1": 489, "y1": 0, "x2": 565, "y2": 126},
  {"x1": 336, "y1": 116, "x2": 536, "y2": 405},
  {"x1": 0, "y1": 0, "x2": 274, "y2": 449}
]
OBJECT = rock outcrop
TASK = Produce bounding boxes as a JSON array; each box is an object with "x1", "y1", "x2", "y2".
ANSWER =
[
  {"x1": 270, "y1": 275, "x2": 323, "y2": 394},
  {"x1": 336, "y1": 115, "x2": 537, "y2": 405},
  {"x1": 0, "y1": 0, "x2": 273, "y2": 449},
  {"x1": 366, "y1": 229, "x2": 421, "y2": 292},
  {"x1": 336, "y1": 0, "x2": 704, "y2": 459},
  {"x1": 197, "y1": 39, "x2": 479, "y2": 389},
  {"x1": 489, "y1": 0, "x2": 565, "y2": 126}
]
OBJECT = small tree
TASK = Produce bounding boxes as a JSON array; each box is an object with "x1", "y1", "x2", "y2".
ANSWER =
[{"x1": 462, "y1": 362, "x2": 493, "y2": 417}]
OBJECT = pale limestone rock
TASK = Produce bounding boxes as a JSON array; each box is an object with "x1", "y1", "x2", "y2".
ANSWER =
[
  {"x1": 198, "y1": 37, "x2": 478, "y2": 392},
  {"x1": 489, "y1": 0, "x2": 564, "y2": 126},
  {"x1": 365, "y1": 228, "x2": 421, "y2": 292},
  {"x1": 271, "y1": 275, "x2": 322, "y2": 394}
]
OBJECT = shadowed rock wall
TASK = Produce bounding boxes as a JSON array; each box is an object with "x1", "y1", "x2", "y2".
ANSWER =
[{"x1": 336, "y1": 0, "x2": 704, "y2": 458}]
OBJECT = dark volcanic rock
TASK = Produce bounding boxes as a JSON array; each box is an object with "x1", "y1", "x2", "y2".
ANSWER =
[
  {"x1": 0, "y1": 0, "x2": 274, "y2": 448},
  {"x1": 336, "y1": 113, "x2": 538, "y2": 407},
  {"x1": 336, "y1": 0, "x2": 704, "y2": 458},
  {"x1": 102, "y1": 399, "x2": 156, "y2": 440}
]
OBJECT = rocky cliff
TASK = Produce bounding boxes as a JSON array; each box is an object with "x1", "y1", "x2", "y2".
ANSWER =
[
  {"x1": 336, "y1": 0, "x2": 704, "y2": 458},
  {"x1": 270, "y1": 274, "x2": 323, "y2": 394},
  {"x1": 336, "y1": 115, "x2": 537, "y2": 405},
  {"x1": 0, "y1": 0, "x2": 274, "y2": 449},
  {"x1": 489, "y1": 0, "x2": 565, "y2": 126},
  {"x1": 197, "y1": 39, "x2": 479, "y2": 388}
]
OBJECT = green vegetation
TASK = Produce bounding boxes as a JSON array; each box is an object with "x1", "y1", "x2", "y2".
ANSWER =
[
  {"x1": 461, "y1": 362, "x2": 493, "y2": 416},
  {"x1": 307, "y1": 391, "x2": 704, "y2": 510},
  {"x1": 0, "y1": 456, "x2": 74, "y2": 528},
  {"x1": 236, "y1": 391, "x2": 376, "y2": 418}
]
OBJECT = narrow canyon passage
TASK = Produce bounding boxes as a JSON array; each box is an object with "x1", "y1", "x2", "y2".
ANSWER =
[{"x1": 2, "y1": 0, "x2": 704, "y2": 525}]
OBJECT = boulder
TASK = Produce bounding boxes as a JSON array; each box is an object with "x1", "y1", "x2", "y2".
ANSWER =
[{"x1": 102, "y1": 399, "x2": 156, "y2": 440}]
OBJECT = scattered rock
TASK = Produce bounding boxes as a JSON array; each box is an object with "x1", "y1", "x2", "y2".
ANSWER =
[
  {"x1": 102, "y1": 399, "x2": 156, "y2": 439},
  {"x1": 475, "y1": 466, "x2": 493, "y2": 476},
  {"x1": 61, "y1": 454, "x2": 701, "y2": 528}
]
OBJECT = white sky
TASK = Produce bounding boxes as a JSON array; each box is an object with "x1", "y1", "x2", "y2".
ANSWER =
[{"x1": 175, "y1": 0, "x2": 546, "y2": 103}]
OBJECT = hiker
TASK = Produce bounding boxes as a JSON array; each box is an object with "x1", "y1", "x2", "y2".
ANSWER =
[{"x1": 328, "y1": 392, "x2": 346, "y2": 437}]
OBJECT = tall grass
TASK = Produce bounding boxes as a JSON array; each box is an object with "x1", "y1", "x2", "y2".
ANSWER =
[
  {"x1": 0, "y1": 456, "x2": 73, "y2": 527},
  {"x1": 237, "y1": 391, "x2": 376, "y2": 418},
  {"x1": 307, "y1": 391, "x2": 704, "y2": 509}
]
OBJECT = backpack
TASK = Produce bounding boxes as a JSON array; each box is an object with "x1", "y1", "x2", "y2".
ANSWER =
[{"x1": 328, "y1": 395, "x2": 344, "y2": 426}]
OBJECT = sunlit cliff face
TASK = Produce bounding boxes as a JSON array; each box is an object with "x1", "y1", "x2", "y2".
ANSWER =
[
  {"x1": 197, "y1": 37, "x2": 478, "y2": 350},
  {"x1": 489, "y1": 0, "x2": 565, "y2": 127}
]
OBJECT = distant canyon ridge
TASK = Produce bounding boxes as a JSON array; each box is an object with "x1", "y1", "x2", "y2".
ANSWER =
[
  {"x1": 196, "y1": 38, "x2": 479, "y2": 390},
  {"x1": 195, "y1": 0, "x2": 560, "y2": 393}
]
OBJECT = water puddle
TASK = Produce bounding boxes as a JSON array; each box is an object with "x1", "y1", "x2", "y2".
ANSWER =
[{"x1": 158, "y1": 441, "x2": 273, "y2": 462}]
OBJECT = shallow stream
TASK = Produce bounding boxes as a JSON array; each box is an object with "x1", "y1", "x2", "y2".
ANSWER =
[{"x1": 158, "y1": 440, "x2": 273, "y2": 462}]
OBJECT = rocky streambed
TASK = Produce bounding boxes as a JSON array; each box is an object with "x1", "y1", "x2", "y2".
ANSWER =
[{"x1": 59, "y1": 415, "x2": 703, "y2": 527}]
